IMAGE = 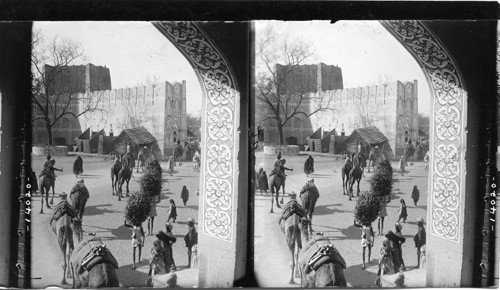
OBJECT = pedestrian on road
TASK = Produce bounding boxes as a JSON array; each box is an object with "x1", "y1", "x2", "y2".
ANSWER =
[
  {"x1": 148, "y1": 195, "x2": 161, "y2": 235},
  {"x1": 394, "y1": 222, "x2": 406, "y2": 271},
  {"x1": 397, "y1": 199, "x2": 408, "y2": 223},
  {"x1": 125, "y1": 219, "x2": 145, "y2": 269},
  {"x1": 167, "y1": 199, "x2": 177, "y2": 223},
  {"x1": 385, "y1": 230, "x2": 405, "y2": 273},
  {"x1": 413, "y1": 218, "x2": 426, "y2": 268},
  {"x1": 424, "y1": 151, "x2": 429, "y2": 172},
  {"x1": 165, "y1": 223, "x2": 177, "y2": 271},
  {"x1": 73, "y1": 156, "x2": 83, "y2": 177},
  {"x1": 257, "y1": 167, "x2": 269, "y2": 195},
  {"x1": 354, "y1": 219, "x2": 374, "y2": 269},
  {"x1": 184, "y1": 218, "x2": 198, "y2": 268},
  {"x1": 399, "y1": 155, "x2": 406, "y2": 176},
  {"x1": 304, "y1": 155, "x2": 314, "y2": 177},
  {"x1": 377, "y1": 196, "x2": 388, "y2": 235},
  {"x1": 411, "y1": 185, "x2": 420, "y2": 206},
  {"x1": 181, "y1": 186, "x2": 189, "y2": 206},
  {"x1": 376, "y1": 238, "x2": 395, "y2": 278},
  {"x1": 167, "y1": 156, "x2": 175, "y2": 176}
]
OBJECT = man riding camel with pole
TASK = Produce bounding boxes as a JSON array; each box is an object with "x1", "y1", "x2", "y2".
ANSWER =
[{"x1": 269, "y1": 152, "x2": 293, "y2": 181}]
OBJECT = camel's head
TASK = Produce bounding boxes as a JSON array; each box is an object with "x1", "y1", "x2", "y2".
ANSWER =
[{"x1": 72, "y1": 217, "x2": 83, "y2": 242}]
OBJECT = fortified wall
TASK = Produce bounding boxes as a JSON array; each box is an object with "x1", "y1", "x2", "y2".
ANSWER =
[
  {"x1": 257, "y1": 62, "x2": 343, "y2": 145},
  {"x1": 79, "y1": 80, "x2": 187, "y2": 158},
  {"x1": 310, "y1": 80, "x2": 418, "y2": 157}
]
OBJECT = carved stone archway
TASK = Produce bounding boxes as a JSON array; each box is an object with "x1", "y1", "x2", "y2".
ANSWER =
[
  {"x1": 153, "y1": 22, "x2": 246, "y2": 287},
  {"x1": 381, "y1": 20, "x2": 472, "y2": 286}
]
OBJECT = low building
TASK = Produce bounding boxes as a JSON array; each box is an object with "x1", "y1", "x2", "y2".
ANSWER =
[
  {"x1": 75, "y1": 128, "x2": 105, "y2": 153},
  {"x1": 344, "y1": 126, "x2": 393, "y2": 159},
  {"x1": 111, "y1": 126, "x2": 162, "y2": 160}
]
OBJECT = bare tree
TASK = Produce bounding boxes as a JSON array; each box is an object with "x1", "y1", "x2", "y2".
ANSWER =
[
  {"x1": 32, "y1": 29, "x2": 106, "y2": 146},
  {"x1": 255, "y1": 24, "x2": 335, "y2": 145},
  {"x1": 354, "y1": 75, "x2": 394, "y2": 129}
]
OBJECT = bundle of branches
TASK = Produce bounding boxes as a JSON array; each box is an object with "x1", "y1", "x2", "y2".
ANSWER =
[
  {"x1": 370, "y1": 159, "x2": 394, "y2": 197},
  {"x1": 145, "y1": 159, "x2": 162, "y2": 181},
  {"x1": 354, "y1": 191, "x2": 381, "y2": 225},
  {"x1": 140, "y1": 171, "x2": 162, "y2": 197},
  {"x1": 125, "y1": 191, "x2": 151, "y2": 226}
]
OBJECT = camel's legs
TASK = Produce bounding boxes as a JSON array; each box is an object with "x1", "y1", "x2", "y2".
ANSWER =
[
  {"x1": 270, "y1": 187, "x2": 274, "y2": 213},
  {"x1": 280, "y1": 185, "x2": 285, "y2": 204},
  {"x1": 289, "y1": 242, "x2": 295, "y2": 284},
  {"x1": 294, "y1": 243, "x2": 301, "y2": 278},
  {"x1": 126, "y1": 180, "x2": 130, "y2": 196},
  {"x1": 60, "y1": 243, "x2": 68, "y2": 285},
  {"x1": 111, "y1": 174, "x2": 116, "y2": 196},
  {"x1": 50, "y1": 185, "x2": 56, "y2": 205},
  {"x1": 357, "y1": 180, "x2": 361, "y2": 196},
  {"x1": 40, "y1": 188, "x2": 44, "y2": 214}
]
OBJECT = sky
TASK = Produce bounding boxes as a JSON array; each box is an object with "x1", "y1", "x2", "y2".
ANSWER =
[
  {"x1": 256, "y1": 21, "x2": 431, "y2": 115},
  {"x1": 34, "y1": 22, "x2": 203, "y2": 117},
  {"x1": 35, "y1": 21, "x2": 431, "y2": 117}
]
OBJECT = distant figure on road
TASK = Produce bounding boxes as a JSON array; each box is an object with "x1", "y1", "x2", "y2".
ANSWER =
[
  {"x1": 166, "y1": 156, "x2": 175, "y2": 176},
  {"x1": 399, "y1": 156, "x2": 406, "y2": 176},
  {"x1": 397, "y1": 199, "x2": 408, "y2": 223},
  {"x1": 184, "y1": 218, "x2": 198, "y2": 268},
  {"x1": 414, "y1": 218, "x2": 426, "y2": 268},
  {"x1": 166, "y1": 199, "x2": 177, "y2": 223},
  {"x1": 257, "y1": 167, "x2": 269, "y2": 195},
  {"x1": 411, "y1": 185, "x2": 420, "y2": 206},
  {"x1": 181, "y1": 186, "x2": 189, "y2": 206},
  {"x1": 124, "y1": 219, "x2": 145, "y2": 269},
  {"x1": 73, "y1": 156, "x2": 83, "y2": 177},
  {"x1": 304, "y1": 155, "x2": 314, "y2": 177},
  {"x1": 424, "y1": 151, "x2": 429, "y2": 172}
]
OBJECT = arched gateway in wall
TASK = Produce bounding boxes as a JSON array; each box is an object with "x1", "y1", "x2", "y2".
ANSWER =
[{"x1": 151, "y1": 21, "x2": 490, "y2": 287}]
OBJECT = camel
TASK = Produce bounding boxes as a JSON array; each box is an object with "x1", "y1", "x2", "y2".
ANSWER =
[
  {"x1": 70, "y1": 186, "x2": 89, "y2": 221},
  {"x1": 38, "y1": 174, "x2": 56, "y2": 214},
  {"x1": 348, "y1": 163, "x2": 363, "y2": 201},
  {"x1": 280, "y1": 213, "x2": 311, "y2": 284},
  {"x1": 51, "y1": 214, "x2": 82, "y2": 285},
  {"x1": 117, "y1": 166, "x2": 132, "y2": 201},
  {"x1": 269, "y1": 174, "x2": 286, "y2": 213},
  {"x1": 300, "y1": 182, "x2": 319, "y2": 233},
  {"x1": 70, "y1": 233, "x2": 120, "y2": 288},
  {"x1": 111, "y1": 159, "x2": 122, "y2": 197},
  {"x1": 341, "y1": 160, "x2": 353, "y2": 196},
  {"x1": 298, "y1": 234, "x2": 347, "y2": 287},
  {"x1": 353, "y1": 152, "x2": 366, "y2": 176}
]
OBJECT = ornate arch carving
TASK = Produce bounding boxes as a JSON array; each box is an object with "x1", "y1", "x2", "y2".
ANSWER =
[
  {"x1": 154, "y1": 21, "x2": 238, "y2": 242},
  {"x1": 381, "y1": 20, "x2": 466, "y2": 242}
]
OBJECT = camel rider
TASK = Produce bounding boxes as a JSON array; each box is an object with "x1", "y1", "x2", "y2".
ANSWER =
[
  {"x1": 40, "y1": 153, "x2": 62, "y2": 180},
  {"x1": 269, "y1": 152, "x2": 293, "y2": 179}
]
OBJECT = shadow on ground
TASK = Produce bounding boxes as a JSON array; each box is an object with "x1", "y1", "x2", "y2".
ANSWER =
[
  {"x1": 111, "y1": 224, "x2": 134, "y2": 240},
  {"x1": 84, "y1": 204, "x2": 117, "y2": 216},
  {"x1": 314, "y1": 204, "x2": 344, "y2": 216},
  {"x1": 117, "y1": 263, "x2": 150, "y2": 287},
  {"x1": 345, "y1": 260, "x2": 379, "y2": 287}
]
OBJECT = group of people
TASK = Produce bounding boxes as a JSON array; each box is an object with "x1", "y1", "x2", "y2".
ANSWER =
[{"x1": 125, "y1": 216, "x2": 198, "y2": 273}]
